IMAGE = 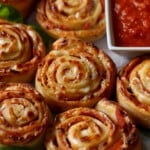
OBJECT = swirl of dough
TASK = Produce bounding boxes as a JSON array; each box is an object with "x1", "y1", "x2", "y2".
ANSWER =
[
  {"x1": 45, "y1": 99, "x2": 141, "y2": 150},
  {"x1": 0, "y1": 82, "x2": 50, "y2": 148},
  {"x1": 117, "y1": 55, "x2": 150, "y2": 128},
  {"x1": 36, "y1": 0, "x2": 105, "y2": 41},
  {"x1": 35, "y1": 38, "x2": 116, "y2": 112},
  {"x1": 0, "y1": 19, "x2": 45, "y2": 83}
]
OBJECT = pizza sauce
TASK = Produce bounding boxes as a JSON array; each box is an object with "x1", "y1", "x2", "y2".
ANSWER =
[{"x1": 112, "y1": 0, "x2": 150, "y2": 46}]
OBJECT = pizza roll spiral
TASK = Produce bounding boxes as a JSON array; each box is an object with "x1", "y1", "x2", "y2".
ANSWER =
[
  {"x1": 35, "y1": 38, "x2": 116, "y2": 112},
  {"x1": 0, "y1": 19, "x2": 45, "y2": 83},
  {"x1": 45, "y1": 99, "x2": 141, "y2": 150},
  {"x1": 117, "y1": 55, "x2": 150, "y2": 128},
  {"x1": 0, "y1": 82, "x2": 50, "y2": 149},
  {"x1": 36, "y1": 0, "x2": 105, "y2": 41}
]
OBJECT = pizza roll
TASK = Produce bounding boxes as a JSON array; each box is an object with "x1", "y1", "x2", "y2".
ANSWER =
[
  {"x1": 117, "y1": 55, "x2": 150, "y2": 128},
  {"x1": 35, "y1": 38, "x2": 116, "y2": 112},
  {"x1": 0, "y1": 19, "x2": 45, "y2": 83},
  {"x1": 36, "y1": 0, "x2": 105, "y2": 41},
  {"x1": 0, "y1": 82, "x2": 50, "y2": 149},
  {"x1": 45, "y1": 98, "x2": 142, "y2": 150}
]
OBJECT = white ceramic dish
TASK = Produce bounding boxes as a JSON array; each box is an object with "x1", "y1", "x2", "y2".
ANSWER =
[{"x1": 105, "y1": 0, "x2": 150, "y2": 53}]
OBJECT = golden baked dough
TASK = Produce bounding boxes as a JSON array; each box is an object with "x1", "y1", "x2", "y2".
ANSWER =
[
  {"x1": 36, "y1": 0, "x2": 105, "y2": 41},
  {"x1": 0, "y1": 0, "x2": 36, "y2": 18},
  {"x1": 45, "y1": 99, "x2": 142, "y2": 150},
  {"x1": 0, "y1": 19, "x2": 45, "y2": 83},
  {"x1": 0, "y1": 82, "x2": 50, "y2": 149},
  {"x1": 117, "y1": 55, "x2": 150, "y2": 128},
  {"x1": 35, "y1": 38, "x2": 116, "y2": 112}
]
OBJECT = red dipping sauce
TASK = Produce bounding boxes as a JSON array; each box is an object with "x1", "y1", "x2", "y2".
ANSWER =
[{"x1": 112, "y1": 0, "x2": 150, "y2": 46}]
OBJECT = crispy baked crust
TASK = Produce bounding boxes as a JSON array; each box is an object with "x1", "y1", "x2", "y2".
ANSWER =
[
  {"x1": 117, "y1": 55, "x2": 150, "y2": 128},
  {"x1": 45, "y1": 99, "x2": 142, "y2": 150},
  {"x1": 36, "y1": 0, "x2": 105, "y2": 41},
  {"x1": 0, "y1": 0, "x2": 36, "y2": 17},
  {"x1": 35, "y1": 38, "x2": 116, "y2": 112},
  {"x1": 95, "y1": 99, "x2": 142, "y2": 150},
  {"x1": 0, "y1": 19, "x2": 45, "y2": 83},
  {"x1": 0, "y1": 82, "x2": 50, "y2": 147}
]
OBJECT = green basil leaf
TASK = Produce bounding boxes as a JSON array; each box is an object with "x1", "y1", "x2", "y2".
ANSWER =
[
  {"x1": 0, "y1": 3, "x2": 23, "y2": 23},
  {"x1": 0, "y1": 146, "x2": 29, "y2": 150}
]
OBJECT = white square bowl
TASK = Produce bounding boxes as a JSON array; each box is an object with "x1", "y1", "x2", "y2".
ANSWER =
[{"x1": 105, "y1": 0, "x2": 150, "y2": 54}]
